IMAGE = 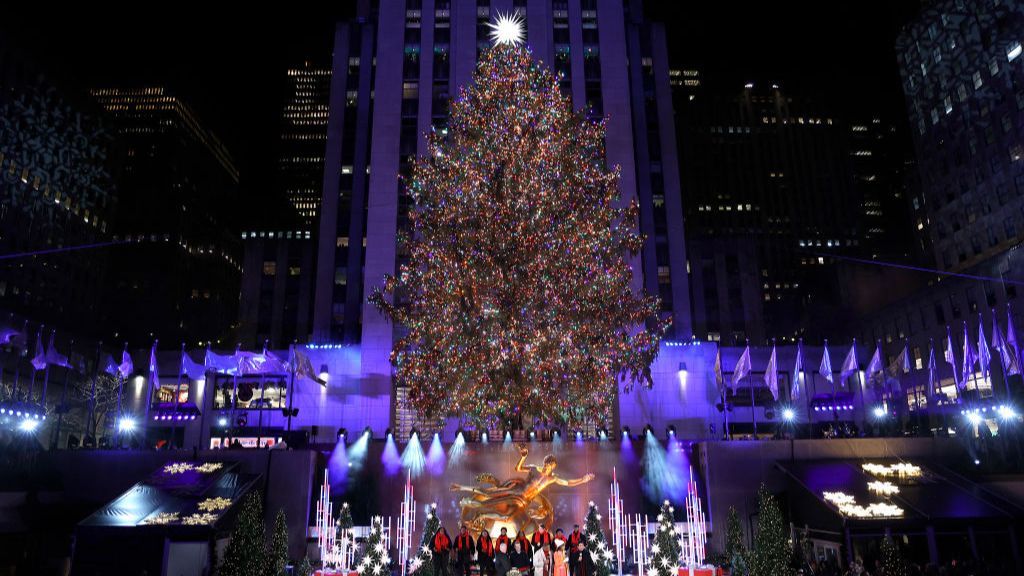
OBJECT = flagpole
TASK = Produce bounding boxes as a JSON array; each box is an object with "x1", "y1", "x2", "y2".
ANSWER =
[
  {"x1": 86, "y1": 342, "x2": 101, "y2": 442},
  {"x1": 800, "y1": 339, "x2": 811, "y2": 440},
  {"x1": 40, "y1": 330, "x2": 54, "y2": 414},
  {"x1": 257, "y1": 340, "x2": 267, "y2": 449},
  {"x1": 853, "y1": 338, "x2": 868, "y2": 433},
  {"x1": 11, "y1": 321, "x2": 26, "y2": 402},
  {"x1": 747, "y1": 340, "x2": 756, "y2": 439},
  {"x1": 52, "y1": 338, "x2": 73, "y2": 449},
  {"x1": 173, "y1": 342, "x2": 185, "y2": 449},
  {"x1": 117, "y1": 342, "x2": 128, "y2": 448},
  {"x1": 286, "y1": 344, "x2": 296, "y2": 433},
  {"x1": 142, "y1": 339, "x2": 157, "y2": 449},
  {"x1": 29, "y1": 325, "x2": 43, "y2": 405},
  {"x1": 994, "y1": 309, "x2": 1012, "y2": 399}
]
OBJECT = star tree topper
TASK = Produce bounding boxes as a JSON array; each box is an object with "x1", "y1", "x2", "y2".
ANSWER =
[{"x1": 487, "y1": 11, "x2": 525, "y2": 46}]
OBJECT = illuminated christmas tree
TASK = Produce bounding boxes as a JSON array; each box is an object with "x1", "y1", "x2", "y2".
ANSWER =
[
  {"x1": 751, "y1": 486, "x2": 792, "y2": 576},
  {"x1": 266, "y1": 509, "x2": 289, "y2": 576},
  {"x1": 357, "y1": 519, "x2": 391, "y2": 576},
  {"x1": 724, "y1": 507, "x2": 749, "y2": 576},
  {"x1": 649, "y1": 501, "x2": 681, "y2": 576},
  {"x1": 371, "y1": 17, "x2": 667, "y2": 428},
  {"x1": 582, "y1": 501, "x2": 615, "y2": 576},
  {"x1": 409, "y1": 503, "x2": 440, "y2": 576},
  {"x1": 880, "y1": 536, "x2": 907, "y2": 576},
  {"x1": 220, "y1": 492, "x2": 265, "y2": 576}
]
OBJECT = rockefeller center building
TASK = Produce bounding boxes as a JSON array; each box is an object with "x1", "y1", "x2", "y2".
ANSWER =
[{"x1": 313, "y1": 0, "x2": 694, "y2": 380}]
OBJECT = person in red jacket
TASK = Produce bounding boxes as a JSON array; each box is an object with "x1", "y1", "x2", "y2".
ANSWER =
[
  {"x1": 567, "y1": 525, "x2": 583, "y2": 576},
  {"x1": 432, "y1": 527, "x2": 452, "y2": 576},
  {"x1": 531, "y1": 525, "x2": 552, "y2": 552},
  {"x1": 454, "y1": 524, "x2": 477, "y2": 576},
  {"x1": 495, "y1": 527, "x2": 511, "y2": 553},
  {"x1": 478, "y1": 530, "x2": 496, "y2": 576}
]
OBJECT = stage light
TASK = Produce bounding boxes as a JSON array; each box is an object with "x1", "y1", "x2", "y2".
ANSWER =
[
  {"x1": 481, "y1": 431, "x2": 489, "y2": 443},
  {"x1": 643, "y1": 425, "x2": 654, "y2": 437},
  {"x1": 118, "y1": 417, "x2": 136, "y2": 432},
  {"x1": 966, "y1": 412, "x2": 982, "y2": 426},
  {"x1": 872, "y1": 406, "x2": 887, "y2": 419},
  {"x1": 998, "y1": 405, "x2": 1019, "y2": 420},
  {"x1": 621, "y1": 426, "x2": 631, "y2": 439},
  {"x1": 218, "y1": 417, "x2": 228, "y2": 427},
  {"x1": 410, "y1": 428, "x2": 419, "y2": 440},
  {"x1": 529, "y1": 429, "x2": 536, "y2": 439},
  {"x1": 447, "y1": 430, "x2": 466, "y2": 469},
  {"x1": 18, "y1": 419, "x2": 39, "y2": 433},
  {"x1": 666, "y1": 425, "x2": 677, "y2": 438},
  {"x1": 363, "y1": 426, "x2": 373, "y2": 440},
  {"x1": 318, "y1": 363, "x2": 330, "y2": 383},
  {"x1": 782, "y1": 408, "x2": 796, "y2": 422},
  {"x1": 974, "y1": 459, "x2": 981, "y2": 465},
  {"x1": 382, "y1": 432, "x2": 401, "y2": 475},
  {"x1": 576, "y1": 430, "x2": 583, "y2": 440},
  {"x1": 401, "y1": 429, "x2": 426, "y2": 477},
  {"x1": 338, "y1": 428, "x2": 348, "y2": 441}
]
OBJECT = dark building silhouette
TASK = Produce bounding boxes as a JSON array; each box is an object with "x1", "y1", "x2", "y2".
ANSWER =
[
  {"x1": 675, "y1": 80, "x2": 863, "y2": 343},
  {"x1": 90, "y1": 87, "x2": 241, "y2": 346},
  {"x1": 0, "y1": 38, "x2": 117, "y2": 336}
]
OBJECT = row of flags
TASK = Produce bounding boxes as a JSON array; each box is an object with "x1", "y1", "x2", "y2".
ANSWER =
[
  {"x1": 714, "y1": 308, "x2": 1022, "y2": 402},
  {"x1": 0, "y1": 323, "x2": 325, "y2": 388},
  {"x1": 98, "y1": 344, "x2": 324, "y2": 388}
]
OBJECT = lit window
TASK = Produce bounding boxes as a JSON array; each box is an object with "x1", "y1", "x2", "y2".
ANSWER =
[
  {"x1": 263, "y1": 262, "x2": 277, "y2": 276},
  {"x1": 1008, "y1": 42, "x2": 1022, "y2": 62}
]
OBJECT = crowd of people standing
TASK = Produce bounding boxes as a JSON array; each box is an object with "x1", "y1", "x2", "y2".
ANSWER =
[{"x1": 428, "y1": 524, "x2": 595, "y2": 576}]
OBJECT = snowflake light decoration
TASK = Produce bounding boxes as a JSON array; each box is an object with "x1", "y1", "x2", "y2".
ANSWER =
[
  {"x1": 196, "y1": 462, "x2": 224, "y2": 474},
  {"x1": 142, "y1": 512, "x2": 180, "y2": 525},
  {"x1": 197, "y1": 497, "x2": 232, "y2": 512},
  {"x1": 182, "y1": 512, "x2": 219, "y2": 526},
  {"x1": 163, "y1": 462, "x2": 195, "y2": 475},
  {"x1": 487, "y1": 11, "x2": 525, "y2": 46}
]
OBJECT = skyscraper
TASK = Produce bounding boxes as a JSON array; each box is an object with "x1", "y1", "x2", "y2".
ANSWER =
[
  {"x1": 90, "y1": 87, "x2": 241, "y2": 345},
  {"x1": 675, "y1": 82, "x2": 862, "y2": 342},
  {"x1": 313, "y1": 0, "x2": 693, "y2": 384},
  {"x1": 279, "y1": 62, "x2": 332, "y2": 226},
  {"x1": 896, "y1": 0, "x2": 1024, "y2": 272}
]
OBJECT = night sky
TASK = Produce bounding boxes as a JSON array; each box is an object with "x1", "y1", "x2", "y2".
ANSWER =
[{"x1": 2, "y1": 1, "x2": 921, "y2": 224}]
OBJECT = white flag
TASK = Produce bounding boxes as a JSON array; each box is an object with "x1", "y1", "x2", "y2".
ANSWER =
[
  {"x1": 944, "y1": 326, "x2": 959, "y2": 389},
  {"x1": 764, "y1": 344, "x2": 779, "y2": 401},
  {"x1": 839, "y1": 341, "x2": 859, "y2": 384},
  {"x1": 731, "y1": 345, "x2": 752, "y2": 391},
  {"x1": 791, "y1": 340, "x2": 804, "y2": 400},
  {"x1": 819, "y1": 343, "x2": 834, "y2": 383},
  {"x1": 977, "y1": 313, "x2": 992, "y2": 382}
]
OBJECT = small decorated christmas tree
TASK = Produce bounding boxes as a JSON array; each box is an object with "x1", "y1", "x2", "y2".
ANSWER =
[
  {"x1": 649, "y1": 501, "x2": 681, "y2": 576},
  {"x1": 410, "y1": 503, "x2": 440, "y2": 576},
  {"x1": 582, "y1": 501, "x2": 615, "y2": 576},
  {"x1": 339, "y1": 502, "x2": 356, "y2": 570},
  {"x1": 265, "y1": 509, "x2": 289, "y2": 576},
  {"x1": 296, "y1": 557, "x2": 313, "y2": 576},
  {"x1": 339, "y1": 501, "x2": 354, "y2": 531},
  {"x1": 880, "y1": 536, "x2": 907, "y2": 576},
  {"x1": 220, "y1": 492, "x2": 265, "y2": 576},
  {"x1": 357, "y1": 518, "x2": 392, "y2": 576},
  {"x1": 751, "y1": 485, "x2": 793, "y2": 576},
  {"x1": 724, "y1": 507, "x2": 749, "y2": 576}
]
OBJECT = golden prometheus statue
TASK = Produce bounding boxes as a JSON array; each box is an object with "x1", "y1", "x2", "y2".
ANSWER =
[{"x1": 451, "y1": 443, "x2": 594, "y2": 535}]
